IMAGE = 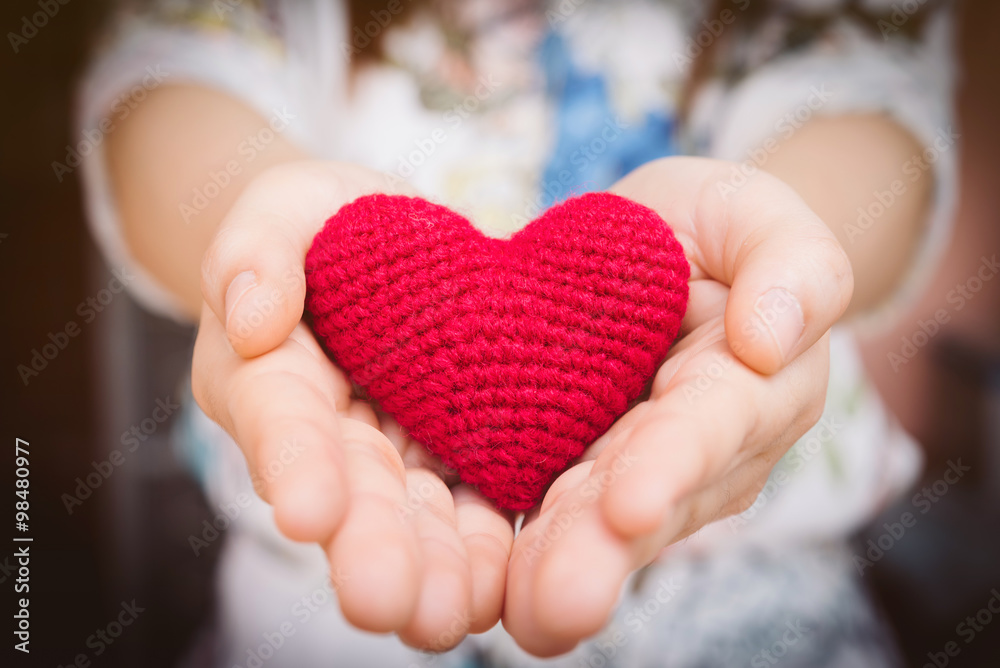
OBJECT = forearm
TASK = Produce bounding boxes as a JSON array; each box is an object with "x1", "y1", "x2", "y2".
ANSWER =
[
  {"x1": 106, "y1": 84, "x2": 309, "y2": 319},
  {"x1": 763, "y1": 114, "x2": 932, "y2": 317}
]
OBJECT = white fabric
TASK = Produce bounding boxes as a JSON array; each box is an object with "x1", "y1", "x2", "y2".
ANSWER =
[{"x1": 692, "y1": 9, "x2": 958, "y2": 332}]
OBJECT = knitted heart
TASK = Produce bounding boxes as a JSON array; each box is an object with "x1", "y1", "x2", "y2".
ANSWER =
[{"x1": 304, "y1": 192, "x2": 689, "y2": 511}]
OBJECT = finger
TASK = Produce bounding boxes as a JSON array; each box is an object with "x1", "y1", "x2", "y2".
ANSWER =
[
  {"x1": 679, "y1": 278, "x2": 730, "y2": 337},
  {"x1": 452, "y1": 485, "x2": 514, "y2": 634},
  {"x1": 538, "y1": 461, "x2": 594, "y2": 514},
  {"x1": 345, "y1": 400, "x2": 380, "y2": 428},
  {"x1": 663, "y1": 451, "x2": 779, "y2": 544},
  {"x1": 381, "y1": 413, "x2": 460, "y2": 483},
  {"x1": 377, "y1": 410, "x2": 411, "y2": 453},
  {"x1": 397, "y1": 470, "x2": 473, "y2": 651},
  {"x1": 600, "y1": 323, "x2": 828, "y2": 537},
  {"x1": 229, "y1": 376, "x2": 348, "y2": 542},
  {"x1": 327, "y1": 420, "x2": 422, "y2": 633},
  {"x1": 611, "y1": 157, "x2": 853, "y2": 374},
  {"x1": 574, "y1": 301, "x2": 730, "y2": 467},
  {"x1": 200, "y1": 160, "x2": 413, "y2": 358},
  {"x1": 719, "y1": 176, "x2": 850, "y2": 374},
  {"x1": 595, "y1": 319, "x2": 769, "y2": 537},
  {"x1": 504, "y1": 493, "x2": 632, "y2": 657},
  {"x1": 192, "y1": 307, "x2": 351, "y2": 542},
  {"x1": 598, "y1": 323, "x2": 758, "y2": 536},
  {"x1": 507, "y1": 457, "x2": 778, "y2": 654}
]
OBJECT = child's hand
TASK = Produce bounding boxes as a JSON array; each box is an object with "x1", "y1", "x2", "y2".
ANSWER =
[
  {"x1": 501, "y1": 157, "x2": 855, "y2": 656},
  {"x1": 191, "y1": 161, "x2": 514, "y2": 650}
]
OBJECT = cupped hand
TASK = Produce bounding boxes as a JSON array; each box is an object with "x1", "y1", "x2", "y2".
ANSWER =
[
  {"x1": 191, "y1": 161, "x2": 514, "y2": 650},
  {"x1": 501, "y1": 157, "x2": 855, "y2": 656}
]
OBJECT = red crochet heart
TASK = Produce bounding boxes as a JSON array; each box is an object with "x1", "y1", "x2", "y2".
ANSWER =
[{"x1": 304, "y1": 192, "x2": 689, "y2": 510}]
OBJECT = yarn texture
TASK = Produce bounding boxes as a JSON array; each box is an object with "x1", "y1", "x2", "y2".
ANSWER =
[{"x1": 304, "y1": 192, "x2": 690, "y2": 510}]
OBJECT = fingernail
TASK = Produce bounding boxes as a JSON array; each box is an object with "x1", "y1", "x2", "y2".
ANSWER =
[
  {"x1": 225, "y1": 270, "x2": 257, "y2": 330},
  {"x1": 753, "y1": 288, "x2": 804, "y2": 362}
]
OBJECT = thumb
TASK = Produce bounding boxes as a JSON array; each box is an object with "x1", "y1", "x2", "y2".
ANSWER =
[
  {"x1": 610, "y1": 158, "x2": 854, "y2": 375},
  {"x1": 718, "y1": 174, "x2": 854, "y2": 374},
  {"x1": 201, "y1": 160, "x2": 407, "y2": 357},
  {"x1": 202, "y1": 226, "x2": 306, "y2": 359}
]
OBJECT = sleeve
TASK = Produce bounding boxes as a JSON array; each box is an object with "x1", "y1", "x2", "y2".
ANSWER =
[
  {"x1": 74, "y1": 0, "x2": 347, "y2": 320},
  {"x1": 691, "y1": 5, "x2": 959, "y2": 332}
]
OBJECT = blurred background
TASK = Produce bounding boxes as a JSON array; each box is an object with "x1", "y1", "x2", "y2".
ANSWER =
[{"x1": 1, "y1": 0, "x2": 998, "y2": 666}]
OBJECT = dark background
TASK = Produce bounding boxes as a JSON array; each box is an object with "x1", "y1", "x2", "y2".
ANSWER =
[
  {"x1": 1, "y1": 1, "x2": 998, "y2": 667},
  {"x1": 2, "y1": 2, "x2": 218, "y2": 666}
]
